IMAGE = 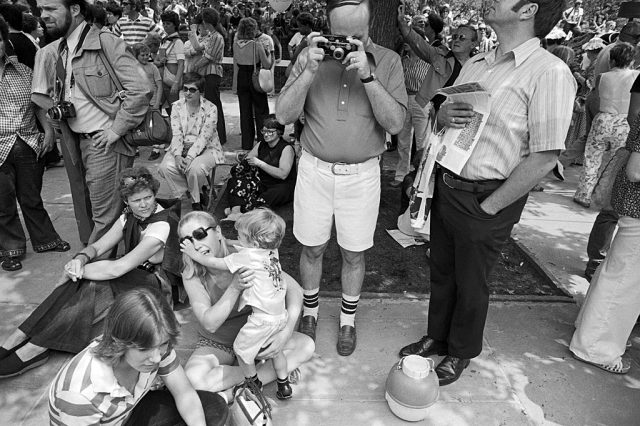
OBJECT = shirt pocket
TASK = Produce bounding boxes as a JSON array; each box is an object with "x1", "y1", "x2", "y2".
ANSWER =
[{"x1": 82, "y1": 65, "x2": 115, "y2": 98}]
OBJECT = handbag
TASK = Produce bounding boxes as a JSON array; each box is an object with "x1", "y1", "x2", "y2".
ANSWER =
[
  {"x1": 97, "y1": 35, "x2": 172, "y2": 147},
  {"x1": 252, "y1": 40, "x2": 274, "y2": 94}
]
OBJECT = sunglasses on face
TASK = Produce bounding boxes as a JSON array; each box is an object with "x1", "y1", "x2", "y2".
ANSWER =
[
  {"x1": 451, "y1": 34, "x2": 469, "y2": 41},
  {"x1": 261, "y1": 128, "x2": 278, "y2": 135},
  {"x1": 179, "y1": 226, "x2": 214, "y2": 244},
  {"x1": 183, "y1": 86, "x2": 199, "y2": 93}
]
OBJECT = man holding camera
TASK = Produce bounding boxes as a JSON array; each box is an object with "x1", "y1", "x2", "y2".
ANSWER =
[
  {"x1": 276, "y1": 0, "x2": 406, "y2": 356},
  {"x1": 37, "y1": 0, "x2": 149, "y2": 245}
]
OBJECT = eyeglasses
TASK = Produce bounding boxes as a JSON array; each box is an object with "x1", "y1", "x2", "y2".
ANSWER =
[
  {"x1": 451, "y1": 34, "x2": 469, "y2": 41},
  {"x1": 180, "y1": 226, "x2": 214, "y2": 244},
  {"x1": 182, "y1": 86, "x2": 199, "y2": 93},
  {"x1": 261, "y1": 128, "x2": 278, "y2": 135}
]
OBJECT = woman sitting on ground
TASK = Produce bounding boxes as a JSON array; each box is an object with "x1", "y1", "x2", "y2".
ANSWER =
[
  {"x1": 159, "y1": 71, "x2": 225, "y2": 211},
  {"x1": 177, "y1": 211, "x2": 314, "y2": 401},
  {"x1": 0, "y1": 167, "x2": 180, "y2": 378},
  {"x1": 49, "y1": 287, "x2": 228, "y2": 425},
  {"x1": 224, "y1": 115, "x2": 296, "y2": 219}
]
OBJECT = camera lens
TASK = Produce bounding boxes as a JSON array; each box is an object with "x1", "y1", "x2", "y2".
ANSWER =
[
  {"x1": 49, "y1": 107, "x2": 61, "y2": 121},
  {"x1": 333, "y1": 48, "x2": 345, "y2": 60}
]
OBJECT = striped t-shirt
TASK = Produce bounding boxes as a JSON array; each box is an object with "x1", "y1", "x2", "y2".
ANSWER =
[
  {"x1": 48, "y1": 340, "x2": 180, "y2": 426},
  {"x1": 112, "y1": 15, "x2": 165, "y2": 45}
]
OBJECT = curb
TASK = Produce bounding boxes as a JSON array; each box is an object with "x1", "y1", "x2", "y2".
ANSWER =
[
  {"x1": 511, "y1": 239, "x2": 575, "y2": 301},
  {"x1": 318, "y1": 291, "x2": 575, "y2": 303}
]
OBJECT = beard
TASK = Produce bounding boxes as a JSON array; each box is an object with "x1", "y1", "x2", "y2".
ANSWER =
[{"x1": 46, "y1": 10, "x2": 74, "y2": 39}]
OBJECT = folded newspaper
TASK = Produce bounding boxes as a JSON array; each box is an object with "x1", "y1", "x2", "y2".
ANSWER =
[{"x1": 434, "y1": 82, "x2": 491, "y2": 174}]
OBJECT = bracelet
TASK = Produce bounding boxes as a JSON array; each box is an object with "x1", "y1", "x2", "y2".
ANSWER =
[{"x1": 73, "y1": 252, "x2": 91, "y2": 262}]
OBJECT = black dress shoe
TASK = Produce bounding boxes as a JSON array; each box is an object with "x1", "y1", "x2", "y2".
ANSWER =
[
  {"x1": 337, "y1": 325, "x2": 357, "y2": 356},
  {"x1": 398, "y1": 335, "x2": 448, "y2": 358},
  {"x1": 435, "y1": 355, "x2": 470, "y2": 386},
  {"x1": 0, "y1": 350, "x2": 50, "y2": 378},
  {"x1": 299, "y1": 315, "x2": 317, "y2": 341},
  {"x1": 0, "y1": 340, "x2": 29, "y2": 361}
]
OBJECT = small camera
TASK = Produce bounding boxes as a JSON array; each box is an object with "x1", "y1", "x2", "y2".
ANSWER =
[
  {"x1": 48, "y1": 101, "x2": 77, "y2": 121},
  {"x1": 317, "y1": 35, "x2": 358, "y2": 61}
]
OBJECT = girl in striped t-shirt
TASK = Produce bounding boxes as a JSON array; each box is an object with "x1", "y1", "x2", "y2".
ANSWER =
[{"x1": 49, "y1": 288, "x2": 228, "y2": 426}]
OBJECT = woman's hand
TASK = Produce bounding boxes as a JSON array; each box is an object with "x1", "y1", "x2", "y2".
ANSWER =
[
  {"x1": 180, "y1": 240, "x2": 200, "y2": 259},
  {"x1": 63, "y1": 259, "x2": 85, "y2": 282},
  {"x1": 246, "y1": 157, "x2": 263, "y2": 168},
  {"x1": 171, "y1": 82, "x2": 180, "y2": 96}
]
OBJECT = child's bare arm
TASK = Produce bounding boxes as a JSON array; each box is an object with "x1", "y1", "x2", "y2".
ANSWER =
[{"x1": 180, "y1": 240, "x2": 230, "y2": 271}]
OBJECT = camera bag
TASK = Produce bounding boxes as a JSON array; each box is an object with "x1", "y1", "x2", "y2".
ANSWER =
[{"x1": 97, "y1": 37, "x2": 172, "y2": 147}]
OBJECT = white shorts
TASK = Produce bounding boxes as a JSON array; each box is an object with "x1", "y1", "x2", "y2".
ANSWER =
[
  {"x1": 293, "y1": 150, "x2": 381, "y2": 252},
  {"x1": 233, "y1": 311, "x2": 288, "y2": 365}
]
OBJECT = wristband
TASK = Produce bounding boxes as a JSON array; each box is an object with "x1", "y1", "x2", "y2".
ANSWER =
[{"x1": 73, "y1": 252, "x2": 91, "y2": 263}]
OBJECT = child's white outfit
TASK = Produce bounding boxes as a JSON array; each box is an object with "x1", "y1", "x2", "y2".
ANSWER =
[{"x1": 225, "y1": 246, "x2": 287, "y2": 363}]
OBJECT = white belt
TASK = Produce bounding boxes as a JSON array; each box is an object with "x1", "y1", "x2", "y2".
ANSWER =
[{"x1": 302, "y1": 149, "x2": 379, "y2": 175}]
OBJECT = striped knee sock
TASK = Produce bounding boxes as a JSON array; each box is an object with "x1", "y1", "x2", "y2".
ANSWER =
[
  {"x1": 303, "y1": 288, "x2": 319, "y2": 319},
  {"x1": 339, "y1": 293, "x2": 360, "y2": 327}
]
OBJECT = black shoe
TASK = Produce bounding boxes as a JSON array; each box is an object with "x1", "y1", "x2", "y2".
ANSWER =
[
  {"x1": 435, "y1": 355, "x2": 470, "y2": 386},
  {"x1": 337, "y1": 325, "x2": 356, "y2": 356},
  {"x1": 299, "y1": 315, "x2": 317, "y2": 341},
  {"x1": 191, "y1": 202, "x2": 203, "y2": 211},
  {"x1": 148, "y1": 150, "x2": 161, "y2": 161},
  {"x1": 1, "y1": 257, "x2": 22, "y2": 271},
  {"x1": 0, "y1": 339, "x2": 28, "y2": 361},
  {"x1": 584, "y1": 259, "x2": 601, "y2": 282},
  {"x1": 276, "y1": 380, "x2": 292, "y2": 400},
  {"x1": 398, "y1": 335, "x2": 448, "y2": 358},
  {"x1": 0, "y1": 350, "x2": 50, "y2": 378}
]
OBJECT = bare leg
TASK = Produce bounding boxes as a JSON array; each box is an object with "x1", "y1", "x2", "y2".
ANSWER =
[
  {"x1": 299, "y1": 243, "x2": 328, "y2": 291},
  {"x1": 185, "y1": 332, "x2": 314, "y2": 393},
  {"x1": 15, "y1": 342, "x2": 48, "y2": 360},
  {"x1": 340, "y1": 248, "x2": 365, "y2": 297},
  {"x1": 237, "y1": 356, "x2": 257, "y2": 379},
  {"x1": 272, "y1": 351, "x2": 288, "y2": 380},
  {"x1": 1, "y1": 329, "x2": 28, "y2": 349}
]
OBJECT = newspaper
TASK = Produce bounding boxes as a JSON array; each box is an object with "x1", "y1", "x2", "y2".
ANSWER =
[
  {"x1": 386, "y1": 229, "x2": 427, "y2": 248},
  {"x1": 434, "y1": 82, "x2": 491, "y2": 174}
]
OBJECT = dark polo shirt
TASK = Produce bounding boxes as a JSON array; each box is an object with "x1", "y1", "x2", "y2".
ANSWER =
[{"x1": 282, "y1": 39, "x2": 407, "y2": 164}]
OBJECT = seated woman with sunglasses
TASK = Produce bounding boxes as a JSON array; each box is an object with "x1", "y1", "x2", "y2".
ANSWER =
[
  {"x1": 0, "y1": 167, "x2": 181, "y2": 378},
  {"x1": 50, "y1": 287, "x2": 228, "y2": 426},
  {"x1": 222, "y1": 115, "x2": 297, "y2": 220},
  {"x1": 159, "y1": 72, "x2": 225, "y2": 211},
  {"x1": 177, "y1": 211, "x2": 314, "y2": 401}
]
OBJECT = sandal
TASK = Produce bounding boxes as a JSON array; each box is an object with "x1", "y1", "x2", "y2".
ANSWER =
[
  {"x1": 572, "y1": 353, "x2": 631, "y2": 374},
  {"x1": 1, "y1": 258, "x2": 22, "y2": 271}
]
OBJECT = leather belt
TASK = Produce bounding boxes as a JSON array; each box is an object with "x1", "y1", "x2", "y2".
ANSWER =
[{"x1": 441, "y1": 171, "x2": 503, "y2": 193}]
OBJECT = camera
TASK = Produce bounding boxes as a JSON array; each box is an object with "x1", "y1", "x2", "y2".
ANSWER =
[
  {"x1": 48, "y1": 101, "x2": 77, "y2": 121},
  {"x1": 317, "y1": 35, "x2": 358, "y2": 61}
]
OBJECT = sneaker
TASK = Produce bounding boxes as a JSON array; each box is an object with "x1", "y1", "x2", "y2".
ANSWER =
[
  {"x1": 276, "y1": 379, "x2": 292, "y2": 400},
  {"x1": 572, "y1": 353, "x2": 631, "y2": 374}
]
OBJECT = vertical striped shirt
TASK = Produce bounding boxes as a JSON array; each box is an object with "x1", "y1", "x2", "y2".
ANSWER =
[
  {"x1": 453, "y1": 38, "x2": 576, "y2": 180},
  {"x1": 48, "y1": 340, "x2": 180, "y2": 426},
  {"x1": 112, "y1": 15, "x2": 166, "y2": 45},
  {"x1": 199, "y1": 31, "x2": 225, "y2": 77}
]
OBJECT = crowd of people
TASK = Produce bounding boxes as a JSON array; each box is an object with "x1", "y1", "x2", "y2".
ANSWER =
[{"x1": 0, "y1": 0, "x2": 637, "y2": 423}]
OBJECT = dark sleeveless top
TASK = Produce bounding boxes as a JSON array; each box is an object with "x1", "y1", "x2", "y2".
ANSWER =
[{"x1": 257, "y1": 138, "x2": 297, "y2": 187}]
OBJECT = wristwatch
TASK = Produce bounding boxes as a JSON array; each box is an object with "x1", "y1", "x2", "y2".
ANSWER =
[{"x1": 361, "y1": 73, "x2": 376, "y2": 84}]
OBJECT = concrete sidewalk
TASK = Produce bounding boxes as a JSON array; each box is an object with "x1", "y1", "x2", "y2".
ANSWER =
[{"x1": 1, "y1": 92, "x2": 639, "y2": 425}]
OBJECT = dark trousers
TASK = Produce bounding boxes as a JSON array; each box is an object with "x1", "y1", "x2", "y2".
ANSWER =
[
  {"x1": 204, "y1": 74, "x2": 227, "y2": 145},
  {"x1": 0, "y1": 138, "x2": 61, "y2": 258},
  {"x1": 124, "y1": 390, "x2": 228, "y2": 426},
  {"x1": 428, "y1": 172, "x2": 528, "y2": 359},
  {"x1": 237, "y1": 66, "x2": 269, "y2": 150},
  {"x1": 587, "y1": 208, "x2": 619, "y2": 262}
]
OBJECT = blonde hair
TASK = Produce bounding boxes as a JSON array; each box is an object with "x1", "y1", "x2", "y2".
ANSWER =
[
  {"x1": 234, "y1": 208, "x2": 285, "y2": 250},
  {"x1": 178, "y1": 211, "x2": 229, "y2": 281}
]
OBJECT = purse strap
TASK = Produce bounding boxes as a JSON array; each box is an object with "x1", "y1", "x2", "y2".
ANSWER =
[
  {"x1": 253, "y1": 39, "x2": 257, "y2": 73},
  {"x1": 97, "y1": 33, "x2": 126, "y2": 101}
]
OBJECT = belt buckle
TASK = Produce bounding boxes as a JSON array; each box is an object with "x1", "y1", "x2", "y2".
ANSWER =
[
  {"x1": 442, "y1": 172, "x2": 455, "y2": 189},
  {"x1": 331, "y1": 162, "x2": 351, "y2": 175}
]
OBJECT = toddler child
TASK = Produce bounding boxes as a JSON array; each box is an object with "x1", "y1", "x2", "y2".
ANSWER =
[{"x1": 180, "y1": 208, "x2": 292, "y2": 400}]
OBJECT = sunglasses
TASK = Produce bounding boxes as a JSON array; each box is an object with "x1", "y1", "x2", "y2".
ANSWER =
[
  {"x1": 180, "y1": 226, "x2": 214, "y2": 244},
  {"x1": 261, "y1": 128, "x2": 278, "y2": 135},
  {"x1": 451, "y1": 34, "x2": 469, "y2": 41},
  {"x1": 183, "y1": 86, "x2": 199, "y2": 93}
]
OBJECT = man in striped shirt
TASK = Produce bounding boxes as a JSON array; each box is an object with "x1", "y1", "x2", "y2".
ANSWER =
[
  {"x1": 112, "y1": 0, "x2": 165, "y2": 45},
  {"x1": 398, "y1": 0, "x2": 575, "y2": 386}
]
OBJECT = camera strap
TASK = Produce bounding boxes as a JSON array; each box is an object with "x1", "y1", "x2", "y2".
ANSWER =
[
  {"x1": 54, "y1": 24, "x2": 92, "y2": 102},
  {"x1": 97, "y1": 33, "x2": 127, "y2": 101}
]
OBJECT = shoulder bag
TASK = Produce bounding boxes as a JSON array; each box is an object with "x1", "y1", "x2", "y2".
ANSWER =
[
  {"x1": 97, "y1": 35, "x2": 172, "y2": 147},
  {"x1": 252, "y1": 40, "x2": 274, "y2": 94}
]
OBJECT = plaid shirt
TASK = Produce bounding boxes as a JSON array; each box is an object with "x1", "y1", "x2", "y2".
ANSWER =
[
  {"x1": 0, "y1": 55, "x2": 41, "y2": 166},
  {"x1": 198, "y1": 31, "x2": 224, "y2": 77}
]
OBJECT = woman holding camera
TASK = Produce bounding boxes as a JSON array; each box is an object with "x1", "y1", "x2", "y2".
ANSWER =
[
  {"x1": 0, "y1": 167, "x2": 180, "y2": 378},
  {"x1": 233, "y1": 17, "x2": 272, "y2": 150},
  {"x1": 0, "y1": 16, "x2": 70, "y2": 272}
]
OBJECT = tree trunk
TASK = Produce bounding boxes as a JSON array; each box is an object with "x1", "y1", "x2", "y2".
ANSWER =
[{"x1": 370, "y1": 0, "x2": 401, "y2": 50}]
